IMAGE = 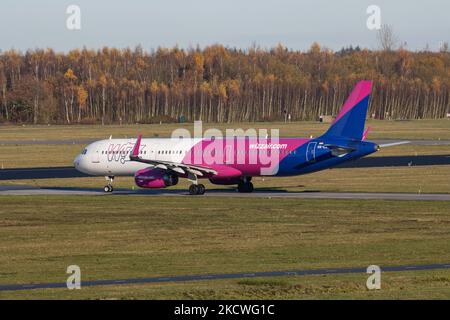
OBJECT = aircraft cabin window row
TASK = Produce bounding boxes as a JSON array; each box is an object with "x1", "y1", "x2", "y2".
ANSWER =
[
  {"x1": 191, "y1": 149, "x2": 296, "y2": 155},
  {"x1": 100, "y1": 149, "x2": 296, "y2": 156},
  {"x1": 158, "y1": 150, "x2": 184, "y2": 154},
  {"x1": 101, "y1": 150, "x2": 147, "y2": 155}
]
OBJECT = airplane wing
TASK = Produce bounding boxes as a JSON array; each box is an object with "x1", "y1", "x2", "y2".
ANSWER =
[{"x1": 129, "y1": 135, "x2": 217, "y2": 176}]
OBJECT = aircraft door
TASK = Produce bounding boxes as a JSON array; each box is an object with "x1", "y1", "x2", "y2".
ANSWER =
[
  {"x1": 306, "y1": 142, "x2": 317, "y2": 162},
  {"x1": 92, "y1": 149, "x2": 100, "y2": 163},
  {"x1": 225, "y1": 144, "x2": 234, "y2": 164}
]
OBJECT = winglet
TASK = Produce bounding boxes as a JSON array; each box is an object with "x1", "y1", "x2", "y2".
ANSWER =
[
  {"x1": 362, "y1": 126, "x2": 372, "y2": 141},
  {"x1": 131, "y1": 134, "x2": 142, "y2": 158}
]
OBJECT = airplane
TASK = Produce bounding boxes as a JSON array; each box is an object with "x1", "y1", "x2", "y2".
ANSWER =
[{"x1": 73, "y1": 80, "x2": 408, "y2": 195}]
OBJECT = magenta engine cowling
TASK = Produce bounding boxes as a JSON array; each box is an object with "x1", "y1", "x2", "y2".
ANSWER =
[{"x1": 134, "y1": 168, "x2": 179, "y2": 189}]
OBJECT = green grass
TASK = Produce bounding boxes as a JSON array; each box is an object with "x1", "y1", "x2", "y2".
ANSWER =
[
  {"x1": 0, "y1": 144, "x2": 83, "y2": 168},
  {"x1": 1, "y1": 119, "x2": 450, "y2": 141},
  {"x1": 5, "y1": 271, "x2": 450, "y2": 300},
  {"x1": 0, "y1": 120, "x2": 449, "y2": 299},
  {"x1": 0, "y1": 196, "x2": 450, "y2": 299}
]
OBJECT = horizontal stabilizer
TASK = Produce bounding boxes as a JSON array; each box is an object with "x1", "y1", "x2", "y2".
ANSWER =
[{"x1": 379, "y1": 141, "x2": 410, "y2": 148}]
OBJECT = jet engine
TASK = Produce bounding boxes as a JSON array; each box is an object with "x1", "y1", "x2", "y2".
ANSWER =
[{"x1": 134, "y1": 168, "x2": 178, "y2": 189}]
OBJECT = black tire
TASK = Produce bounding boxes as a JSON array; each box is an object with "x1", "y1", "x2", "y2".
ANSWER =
[
  {"x1": 104, "y1": 186, "x2": 110, "y2": 193},
  {"x1": 237, "y1": 182, "x2": 254, "y2": 193},
  {"x1": 109, "y1": 186, "x2": 114, "y2": 193},
  {"x1": 197, "y1": 184, "x2": 206, "y2": 195},
  {"x1": 189, "y1": 184, "x2": 199, "y2": 195}
]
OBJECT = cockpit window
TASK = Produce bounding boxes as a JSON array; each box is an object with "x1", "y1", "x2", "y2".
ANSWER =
[{"x1": 82, "y1": 149, "x2": 88, "y2": 155}]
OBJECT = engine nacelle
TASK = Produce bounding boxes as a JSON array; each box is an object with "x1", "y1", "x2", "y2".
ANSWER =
[{"x1": 134, "y1": 168, "x2": 179, "y2": 189}]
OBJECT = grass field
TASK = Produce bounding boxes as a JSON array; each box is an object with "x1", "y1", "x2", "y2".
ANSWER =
[
  {"x1": 1, "y1": 119, "x2": 450, "y2": 141},
  {"x1": 0, "y1": 120, "x2": 449, "y2": 300},
  {"x1": 0, "y1": 196, "x2": 450, "y2": 299}
]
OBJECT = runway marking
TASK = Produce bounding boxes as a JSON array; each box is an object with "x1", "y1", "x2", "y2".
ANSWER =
[{"x1": 1, "y1": 262, "x2": 449, "y2": 292}]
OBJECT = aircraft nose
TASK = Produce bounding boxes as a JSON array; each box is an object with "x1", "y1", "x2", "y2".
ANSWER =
[
  {"x1": 73, "y1": 154, "x2": 81, "y2": 168},
  {"x1": 74, "y1": 154, "x2": 90, "y2": 174}
]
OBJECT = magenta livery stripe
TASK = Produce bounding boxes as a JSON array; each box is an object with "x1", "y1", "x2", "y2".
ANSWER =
[
  {"x1": 333, "y1": 80, "x2": 372, "y2": 124},
  {"x1": 181, "y1": 138, "x2": 309, "y2": 176}
]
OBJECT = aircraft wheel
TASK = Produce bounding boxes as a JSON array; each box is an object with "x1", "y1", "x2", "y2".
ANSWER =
[
  {"x1": 189, "y1": 184, "x2": 205, "y2": 195},
  {"x1": 104, "y1": 185, "x2": 113, "y2": 193},
  {"x1": 237, "y1": 182, "x2": 254, "y2": 193},
  {"x1": 189, "y1": 184, "x2": 199, "y2": 195},
  {"x1": 197, "y1": 184, "x2": 206, "y2": 195}
]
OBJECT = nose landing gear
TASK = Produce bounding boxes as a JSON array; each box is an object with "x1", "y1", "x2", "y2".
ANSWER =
[{"x1": 104, "y1": 176, "x2": 114, "y2": 193}]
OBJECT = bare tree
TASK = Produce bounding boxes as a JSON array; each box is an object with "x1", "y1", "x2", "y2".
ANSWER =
[
  {"x1": 0, "y1": 45, "x2": 449, "y2": 123},
  {"x1": 377, "y1": 24, "x2": 398, "y2": 51}
]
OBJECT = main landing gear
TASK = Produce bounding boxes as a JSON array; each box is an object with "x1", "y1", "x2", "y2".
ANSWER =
[
  {"x1": 188, "y1": 172, "x2": 206, "y2": 195},
  {"x1": 189, "y1": 183, "x2": 206, "y2": 195},
  {"x1": 237, "y1": 177, "x2": 254, "y2": 193},
  {"x1": 104, "y1": 176, "x2": 114, "y2": 193}
]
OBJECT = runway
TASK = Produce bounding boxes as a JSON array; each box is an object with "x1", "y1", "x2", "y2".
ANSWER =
[
  {"x1": 0, "y1": 185, "x2": 449, "y2": 201},
  {"x1": 1, "y1": 262, "x2": 449, "y2": 292},
  {"x1": 1, "y1": 154, "x2": 450, "y2": 181}
]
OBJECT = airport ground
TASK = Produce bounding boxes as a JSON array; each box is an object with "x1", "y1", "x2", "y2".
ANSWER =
[
  {"x1": 0, "y1": 119, "x2": 449, "y2": 299},
  {"x1": 1, "y1": 196, "x2": 450, "y2": 299},
  {"x1": 1, "y1": 119, "x2": 450, "y2": 142}
]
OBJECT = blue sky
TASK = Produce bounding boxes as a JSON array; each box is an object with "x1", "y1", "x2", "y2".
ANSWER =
[{"x1": 0, "y1": 0, "x2": 448, "y2": 52}]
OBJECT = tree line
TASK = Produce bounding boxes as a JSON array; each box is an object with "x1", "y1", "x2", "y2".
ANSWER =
[{"x1": 0, "y1": 43, "x2": 449, "y2": 124}]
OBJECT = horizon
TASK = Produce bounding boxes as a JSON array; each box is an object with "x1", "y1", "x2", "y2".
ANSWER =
[{"x1": 0, "y1": 42, "x2": 446, "y2": 55}]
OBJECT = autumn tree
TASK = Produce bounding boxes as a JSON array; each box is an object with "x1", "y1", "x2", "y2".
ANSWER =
[
  {"x1": 63, "y1": 68, "x2": 78, "y2": 124},
  {"x1": 0, "y1": 45, "x2": 448, "y2": 124},
  {"x1": 76, "y1": 85, "x2": 88, "y2": 123}
]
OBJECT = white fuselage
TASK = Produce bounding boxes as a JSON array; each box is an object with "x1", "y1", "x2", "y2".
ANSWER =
[{"x1": 74, "y1": 138, "x2": 202, "y2": 176}]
